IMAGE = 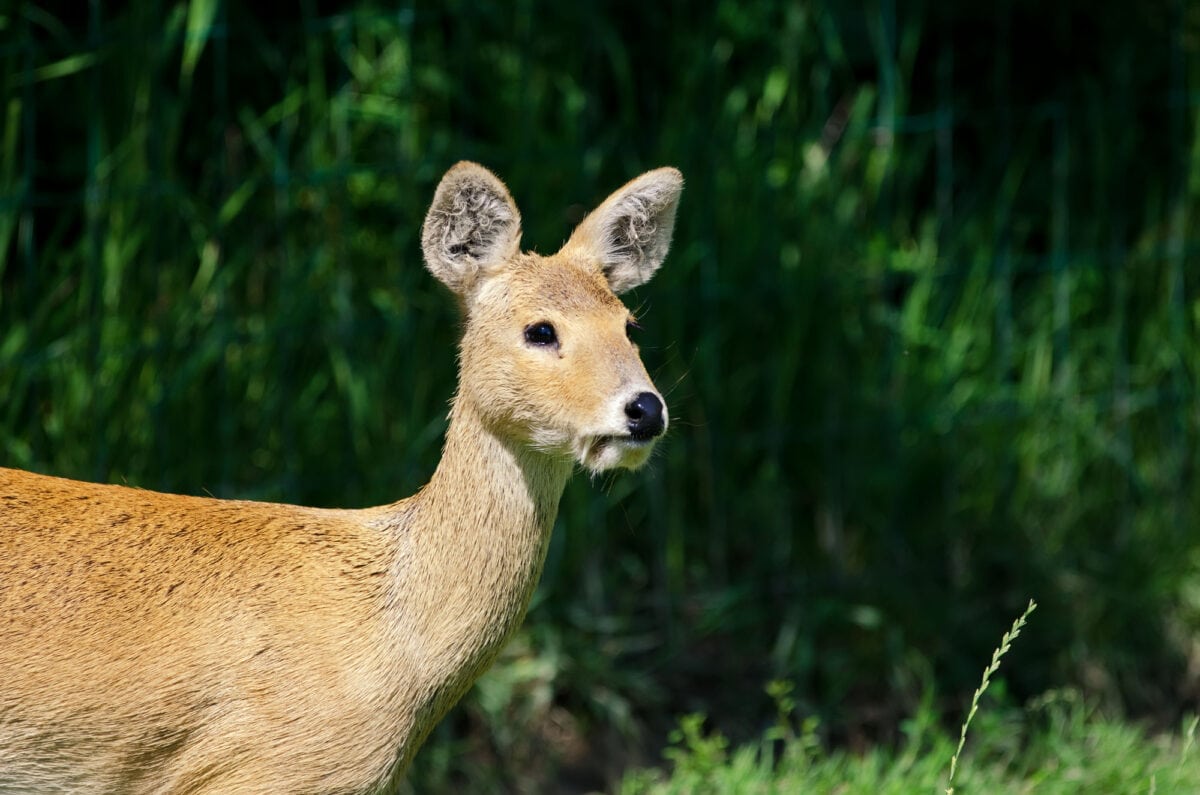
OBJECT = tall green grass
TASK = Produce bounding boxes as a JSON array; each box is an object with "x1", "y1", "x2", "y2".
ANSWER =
[{"x1": 2, "y1": 2, "x2": 1199, "y2": 790}]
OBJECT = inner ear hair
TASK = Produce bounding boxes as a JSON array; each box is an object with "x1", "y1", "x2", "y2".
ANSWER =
[
  {"x1": 564, "y1": 167, "x2": 683, "y2": 294},
  {"x1": 421, "y1": 162, "x2": 522, "y2": 296}
]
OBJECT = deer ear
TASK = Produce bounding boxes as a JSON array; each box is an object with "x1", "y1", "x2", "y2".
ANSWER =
[
  {"x1": 421, "y1": 162, "x2": 522, "y2": 297},
  {"x1": 562, "y1": 167, "x2": 683, "y2": 293}
]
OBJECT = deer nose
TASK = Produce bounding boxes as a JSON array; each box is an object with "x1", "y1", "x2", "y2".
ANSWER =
[{"x1": 625, "y1": 392, "x2": 665, "y2": 440}]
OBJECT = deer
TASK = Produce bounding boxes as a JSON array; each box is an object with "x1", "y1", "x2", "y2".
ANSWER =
[{"x1": 0, "y1": 162, "x2": 683, "y2": 793}]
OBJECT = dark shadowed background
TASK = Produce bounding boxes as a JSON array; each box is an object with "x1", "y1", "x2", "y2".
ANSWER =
[{"x1": 2, "y1": 1, "x2": 1199, "y2": 791}]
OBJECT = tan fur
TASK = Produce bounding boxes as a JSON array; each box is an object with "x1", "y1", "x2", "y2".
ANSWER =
[{"x1": 0, "y1": 162, "x2": 683, "y2": 794}]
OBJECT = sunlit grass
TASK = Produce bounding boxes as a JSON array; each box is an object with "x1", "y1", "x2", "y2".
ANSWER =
[
  {"x1": 619, "y1": 696, "x2": 1200, "y2": 795},
  {"x1": 622, "y1": 606, "x2": 1196, "y2": 795}
]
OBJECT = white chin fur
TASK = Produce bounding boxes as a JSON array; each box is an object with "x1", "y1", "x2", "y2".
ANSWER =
[{"x1": 577, "y1": 435, "x2": 656, "y2": 473}]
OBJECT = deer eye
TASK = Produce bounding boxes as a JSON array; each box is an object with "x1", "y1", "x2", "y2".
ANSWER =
[{"x1": 524, "y1": 322, "x2": 558, "y2": 346}]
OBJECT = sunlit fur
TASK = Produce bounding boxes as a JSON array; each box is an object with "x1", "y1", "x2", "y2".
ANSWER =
[{"x1": 0, "y1": 162, "x2": 681, "y2": 793}]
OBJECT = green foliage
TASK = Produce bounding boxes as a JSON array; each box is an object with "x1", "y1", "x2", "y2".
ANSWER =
[
  {"x1": 622, "y1": 688, "x2": 1200, "y2": 794},
  {"x1": 2, "y1": 2, "x2": 1200, "y2": 790}
]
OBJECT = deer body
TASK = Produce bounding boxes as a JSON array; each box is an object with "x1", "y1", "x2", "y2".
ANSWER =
[{"x1": 0, "y1": 163, "x2": 682, "y2": 793}]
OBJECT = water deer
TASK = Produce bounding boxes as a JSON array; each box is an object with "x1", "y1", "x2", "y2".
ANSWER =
[{"x1": 0, "y1": 162, "x2": 683, "y2": 793}]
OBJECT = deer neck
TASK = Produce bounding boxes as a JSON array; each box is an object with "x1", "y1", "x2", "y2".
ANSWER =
[{"x1": 393, "y1": 397, "x2": 571, "y2": 680}]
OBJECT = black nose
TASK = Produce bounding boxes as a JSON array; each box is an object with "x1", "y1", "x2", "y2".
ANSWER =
[{"x1": 625, "y1": 392, "x2": 665, "y2": 440}]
